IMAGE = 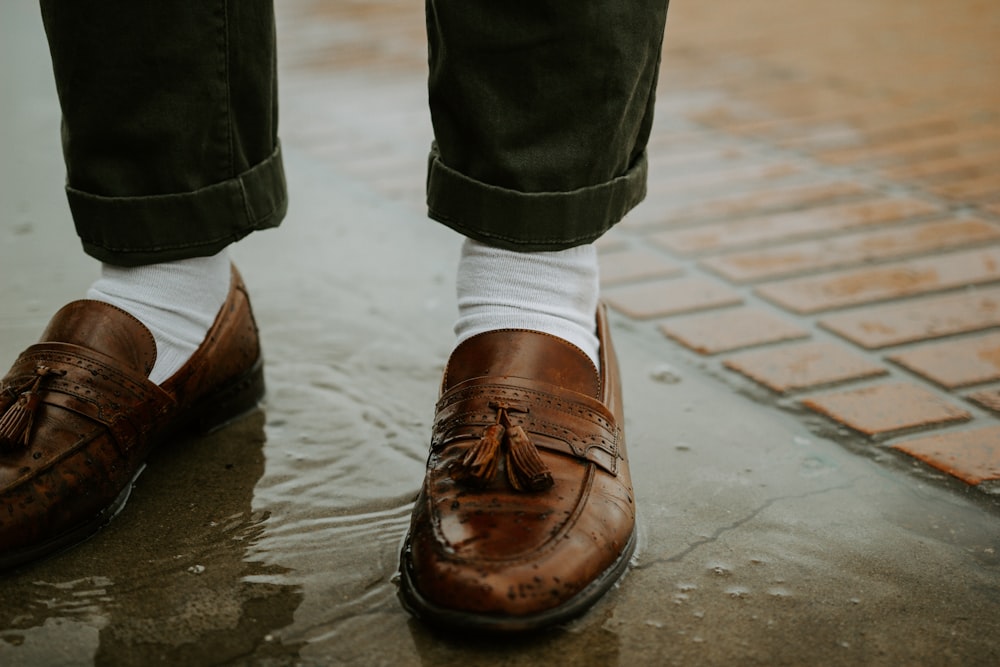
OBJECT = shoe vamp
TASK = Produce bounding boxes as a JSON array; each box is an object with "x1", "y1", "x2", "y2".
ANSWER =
[
  {"x1": 0, "y1": 410, "x2": 133, "y2": 550},
  {"x1": 412, "y1": 449, "x2": 635, "y2": 616},
  {"x1": 427, "y1": 448, "x2": 629, "y2": 563}
]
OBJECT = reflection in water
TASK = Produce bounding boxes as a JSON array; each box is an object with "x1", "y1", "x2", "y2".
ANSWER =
[
  {"x1": 0, "y1": 410, "x2": 305, "y2": 666},
  {"x1": 404, "y1": 606, "x2": 622, "y2": 667}
]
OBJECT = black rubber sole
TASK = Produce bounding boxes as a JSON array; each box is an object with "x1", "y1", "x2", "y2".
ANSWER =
[
  {"x1": 0, "y1": 359, "x2": 265, "y2": 573},
  {"x1": 396, "y1": 527, "x2": 638, "y2": 633}
]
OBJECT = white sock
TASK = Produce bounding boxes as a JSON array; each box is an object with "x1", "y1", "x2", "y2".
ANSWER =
[
  {"x1": 455, "y1": 239, "x2": 600, "y2": 368},
  {"x1": 87, "y1": 250, "x2": 231, "y2": 384}
]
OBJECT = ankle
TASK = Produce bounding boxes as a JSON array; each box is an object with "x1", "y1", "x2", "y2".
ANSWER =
[
  {"x1": 454, "y1": 239, "x2": 600, "y2": 366},
  {"x1": 87, "y1": 251, "x2": 231, "y2": 384}
]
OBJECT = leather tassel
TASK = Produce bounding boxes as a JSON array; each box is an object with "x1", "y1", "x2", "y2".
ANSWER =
[
  {"x1": 0, "y1": 366, "x2": 63, "y2": 449},
  {"x1": 455, "y1": 423, "x2": 504, "y2": 486},
  {"x1": 0, "y1": 391, "x2": 40, "y2": 448},
  {"x1": 505, "y1": 424, "x2": 554, "y2": 492}
]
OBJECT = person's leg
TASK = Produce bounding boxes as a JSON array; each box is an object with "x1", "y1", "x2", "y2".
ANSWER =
[
  {"x1": 401, "y1": 0, "x2": 670, "y2": 630},
  {"x1": 40, "y1": 0, "x2": 285, "y2": 266},
  {"x1": 425, "y1": 0, "x2": 666, "y2": 249},
  {"x1": 38, "y1": 0, "x2": 285, "y2": 383},
  {"x1": 454, "y1": 238, "x2": 600, "y2": 365},
  {"x1": 0, "y1": 1, "x2": 284, "y2": 570},
  {"x1": 428, "y1": 0, "x2": 668, "y2": 366},
  {"x1": 86, "y1": 253, "x2": 234, "y2": 383}
]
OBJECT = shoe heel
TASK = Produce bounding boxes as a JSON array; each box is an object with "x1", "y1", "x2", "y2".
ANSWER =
[{"x1": 190, "y1": 358, "x2": 266, "y2": 434}]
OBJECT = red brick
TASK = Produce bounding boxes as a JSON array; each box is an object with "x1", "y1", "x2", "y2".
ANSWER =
[
  {"x1": 820, "y1": 286, "x2": 1000, "y2": 348},
  {"x1": 652, "y1": 128, "x2": 722, "y2": 147},
  {"x1": 968, "y1": 389, "x2": 1000, "y2": 414},
  {"x1": 631, "y1": 181, "x2": 869, "y2": 228},
  {"x1": 929, "y1": 173, "x2": 1000, "y2": 203},
  {"x1": 656, "y1": 91, "x2": 745, "y2": 121},
  {"x1": 889, "y1": 332, "x2": 1000, "y2": 389},
  {"x1": 647, "y1": 161, "x2": 802, "y2": 195},
  {"x1": 701, "y1": 218, "x2": 1000, "y2": 282},
  {"x1": 649, "y1": 198, "x2": 939, "y2": 255},
  {"x1": 777, "y1": 114, "x2": 968, "y2": 153},
  {"x1": 694, "y1": 86, "x2": 895, "y2": 134},
  {"x1": 688, "y1": 104, "x2": 776, "y2": 131},
  {"x1": 603, "y1": 277, "x2": 742, "y2": 319},
  {"x1": 818, "y1": 125, "x2": 1000, "y2": 166},
  {"x1": 660, "y1": 307, "x2": 809, "y2": 354},
  {"x1": 882, "y1": 149, "x2": 1000, "y2": 182},
  {"x1": 724, "y1": 341, "x2": 887, "y2": 393},
  {"x1": 648, "y1": 142, "x2": 751, "y2": 171},
  {"x1": 647, "y1": 124, "x2": 716, "y2": 146},
  {"x1": 756, "y1": 247, "x2": 1000, "y2": 314},
  {"x1": 801, "y1": 382, "x2": 972, "y2": 436},
  {"x1": 599, "y1": 248, "x2": 683, "y2": 286},
  {"x1": 893, "y1": 426, "x2": 1000, "y2": 485}
]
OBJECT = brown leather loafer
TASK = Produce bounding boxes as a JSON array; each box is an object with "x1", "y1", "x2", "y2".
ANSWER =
[
  {"x1": 0, "y1": 266, "x2": 264, "y2": 570},
  {"x1": 399, "y1": 305, "x2": 635, "y2": 632}
]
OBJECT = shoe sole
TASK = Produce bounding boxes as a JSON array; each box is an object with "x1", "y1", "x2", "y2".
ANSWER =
[
  {"x1": 396, "y1": 526, "x2": 637, "y2": 633},
  {"x1": 0, "y1": 359, "x2": 265, "y2": 572}
]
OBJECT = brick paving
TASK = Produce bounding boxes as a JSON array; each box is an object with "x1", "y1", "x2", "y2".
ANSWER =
[
  {"x1": 597, "y1": 248, "x2": 683, "y2": 286},
  {"x1": 819, "y1": 287, "x2": 1000, "y2": 348},
  {"x1": 889, "y1": 332, "x2": 1000, "y2": 389},
  {"x1": 700, "y1": 218, "x2": 1000, "y2": 283},
  {"x1": 801, "y1": 383, "x2": 972, "y2": 438},
  {"x1": 603, "y1": 276, "x2": 743, "y2": 319},
  {"x1": 723, "y1": 341, "x2": 888, "y2": 394},
  {"x1": 756, "y1": 248, "x2": 1000, "y2": 314},
  {"x1": 893, "y1": 426, "x2": 1000, "y2": 485},
  {"x1": 660, "y1": 307, "x2": 809, "y2": 355},
  {"x1": 273, "y1": 0, "x2": 1000, "y2": 493},
  {"x1": 648, "y1": 197, "x2": 943, "y2": 255},
  {"x1": 970, "y1": 389, "x2": 1000, "y2": 415}
]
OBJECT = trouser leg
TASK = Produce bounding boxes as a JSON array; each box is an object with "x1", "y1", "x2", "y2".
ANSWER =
[
  {"x1": 425, "y1": 0, "x2": 670, "y2": 250},
  {"x1": 39, "y1": 0, "x2": 286, "y2": 266}
]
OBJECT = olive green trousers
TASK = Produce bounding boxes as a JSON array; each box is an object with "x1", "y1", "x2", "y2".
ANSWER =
[{"x1": 39, "y1": 0, "x2": 669, "y2": 266}]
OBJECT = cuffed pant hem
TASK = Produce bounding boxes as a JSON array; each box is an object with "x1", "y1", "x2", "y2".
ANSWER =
[
  {"x1": 70, "y1": 143, "x2": 288, "y2": 267},
  {"x1": 425, "y1": 146, "x2": 647, "y2": 252}
]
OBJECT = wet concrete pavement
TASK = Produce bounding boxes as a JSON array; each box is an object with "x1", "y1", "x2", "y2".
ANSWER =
[{"x1": 2, "y1": 1, "x2": 1000, "y2": 665}]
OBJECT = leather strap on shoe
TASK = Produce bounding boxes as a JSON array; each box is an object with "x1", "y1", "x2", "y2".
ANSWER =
[
  {"x1": 0, "y1": 344, "x2": 171, "y2": 453},
  {"x1": 432, "y1": 375, "x2": 623, "y2": 488}
]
